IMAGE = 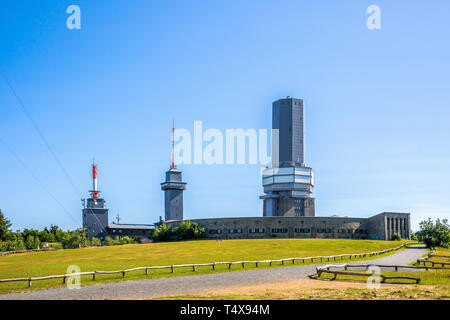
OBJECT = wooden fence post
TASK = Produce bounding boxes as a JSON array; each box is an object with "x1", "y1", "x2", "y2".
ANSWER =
[
  {"x1": 212, "y1": 263, "x2": 215, "y2": 270},
  {"x1": 192, "y1": 265, "x2": 196, "y2": 271},
  {"x1": 122, "y1": 271, "x2": 125, "y2": 277},
  {"x1": 228, "y1": 263, "x2": 232, "y2": 270},
  {"x1": 28, "y1": 278, "x2": 31, "y2": 287},
  {"x1": 93, "y1": 272, "x2": 96, "y2": 280},
  {"x1": 171, "y1": 266, "x2": 174, "y2": 273},
  {"x1": 145, "y1": 268, "x2": 149, "y2": 275}
]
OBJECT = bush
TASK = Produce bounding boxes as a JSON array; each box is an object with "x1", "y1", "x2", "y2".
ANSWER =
[
  {"x1": 104, "y1": 236, "x2": 115, "y2": 246},
  {"x1": 151, "y1": 221, "x2": 206, "y2": 242},
  {"x1": 391, "y1": 232, "x2": 401, "y2": 241},
  {"x1": 152, "y1": 224, "x2": 173, "y2": 242},
  {"x1": 416, "y1": 218, "x2": 450, "y2": 249},
  {"x1": 118, "y1": 236, "x2": 135, "y2": 245},
  {"x1": 411, "y1": 233, "x2": 418, "y2": 241},
  {"x1": 173, "y1": 220, "x2": 206, "y2": 240},
  {"x1": 91, "y1": 237, "x2": 102, "y2": 246},
  {"x1": 0, "y1": 240, "x2": 26, "y2": 252}
]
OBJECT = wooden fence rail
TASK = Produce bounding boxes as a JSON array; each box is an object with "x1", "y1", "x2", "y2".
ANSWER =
[
  {"x1": 416, "y1": 259, "x2": 450, "y2": 268},
  {"x1": 0, "y1": 242, "x2": 420, "y2": 287},
  {"x1": 316, "y1": 269, "x2": 421, "y2": 284},
  {"x1": 316, "y1": 263, "x2": 445, "y2": 273}
]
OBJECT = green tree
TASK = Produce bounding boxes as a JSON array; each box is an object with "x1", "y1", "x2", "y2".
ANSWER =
[
  {"x1": 416, "y1": 218, "x2": 450, "y2": 248},
  {"x1": 411, "y1": 233, "x2": 418, "y2": 241},
  {"x1": 0, "y1": 210, "x2": 12, "y2": 241},
  {"x1": 25, "y1": 235, "x2": 40, "y2": 249},
  {"x1": 49, "y1": 225, "x2": 64, "y2": 242},
  {"x1": 61, "y1": 228, "x2": 89, "y2": 249}
]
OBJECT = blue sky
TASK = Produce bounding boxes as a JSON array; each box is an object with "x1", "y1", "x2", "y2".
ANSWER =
[{"x1": 0, "y1": 0, "x2": 449, "y2": 232}]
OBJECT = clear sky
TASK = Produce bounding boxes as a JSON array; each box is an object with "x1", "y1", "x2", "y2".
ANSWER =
[{"x1": 1, "y1": 0, "x2": 449, "y2": 232}]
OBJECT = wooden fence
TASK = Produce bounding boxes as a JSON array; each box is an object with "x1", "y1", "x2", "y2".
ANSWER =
[
  {"x1": 316, "y1": 268, "x2": 421, "y2": 284},
  {"x1": 415, "y1": 248, "x2": 450, "y2": 268},
  {"x1": 416, "y1": 260, "x2": 450, "y2": 268},
  {"x1": 315, "y1": 263, "x2": 426, "y2": 283},
  {"x1": 0, "y1": 242, "x2": 420, "y2": 287}
]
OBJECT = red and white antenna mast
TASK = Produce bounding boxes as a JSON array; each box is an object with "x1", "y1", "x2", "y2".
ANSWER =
[
  {"x1": 171, "y1": 119, "x2": 175, "y2": 169},
  {"x1": 89, "y1": 161, "x2": 101, "y2": 198}
]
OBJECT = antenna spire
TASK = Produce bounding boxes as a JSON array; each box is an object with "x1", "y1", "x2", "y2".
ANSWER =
[
  {"x1": 89, "y1": 161, "x2": 101, "y2": 198},
  {"x1": 171, "y1": 119, "x2": 175, "y2": 169}
]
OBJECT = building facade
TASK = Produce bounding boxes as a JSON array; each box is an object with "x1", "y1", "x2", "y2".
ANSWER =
[
  {"x1": 161, "y1": 168, "x2": 187, "y2": 221},
  {"x1": 165, "y1": 212, "x2": 411, "y2": 241},
  {"x1": 82, "y1": 197, "x2": 109, "y2": 240}
]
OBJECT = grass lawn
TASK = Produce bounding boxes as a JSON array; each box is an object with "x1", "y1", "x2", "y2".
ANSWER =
[{"x1": 0, "y1": 238, "x2": 411, "y2": 294}]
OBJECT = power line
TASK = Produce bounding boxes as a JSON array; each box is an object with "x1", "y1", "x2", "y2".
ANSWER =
[
  {"x1": 0, "y1": 70, "x2": 81, "y2": 196},
  {"x1": 0, "y1": 136, "x2": 79, "y2": 225},
  {"x1": 0, "y1": 70, "x2": 109, "y2": 235}
]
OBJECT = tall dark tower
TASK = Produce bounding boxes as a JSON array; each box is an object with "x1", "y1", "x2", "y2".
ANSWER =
[
  {"x1": 260, "y1": 97, "x2": 315, "y2": 217},
  {"x1": 160, "y1": 122, "x2": 186, "y2": 221},
  {"x1": 82, "y1": 162, "x2": 108, "y2": 239}
]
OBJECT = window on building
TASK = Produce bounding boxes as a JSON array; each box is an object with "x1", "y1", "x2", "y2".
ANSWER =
[
  {"x1": 249, "y1": 228, "x2": 265, "y2": 234},
  {"x1": 272, "y1": 228, "x2": 287, "y2": 233}
]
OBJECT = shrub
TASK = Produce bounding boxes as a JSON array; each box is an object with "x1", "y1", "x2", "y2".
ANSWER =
[
  {"x1": 91, "y1": 237, "x2": 102, "y2": 246},
  {"x1": 411, "y1": 233, "x2": 418, "y2": 241},
  {"x1": 104, "y1": 236, "x2": 115, "y2": 246},
  {"x1": 152, "y1": 224, "x2": 173, "y2": 242},
  {"x1": 0, "y1": 240, "x2": 26, "y2": 252},
  {"x1": 173, "y1": 220, "x2": 206, "y2": 240},
  {"x1": 118, "y1": 236, "x2": 134, "y2": 245},
  {"x1": 391, "y1": 232, "x2": 401, "y2": 241}
]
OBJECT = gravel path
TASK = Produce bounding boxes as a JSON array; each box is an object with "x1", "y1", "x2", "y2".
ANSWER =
[{"x1": 0, "y1": 245, "x2": 427, "y2": 300}]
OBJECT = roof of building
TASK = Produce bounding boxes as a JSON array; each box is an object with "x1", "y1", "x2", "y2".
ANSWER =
[{"x1": 107, "y1": 223, "x2": 154, "y2": 230}]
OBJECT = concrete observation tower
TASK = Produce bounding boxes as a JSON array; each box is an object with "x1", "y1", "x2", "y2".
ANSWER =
[
  {"x1": 82, "y1": 162, "x2": 109, "y2": 239},
  {"x1": 260, "y1": 97, "x2": 315, "y2": 217},
  {"x1": 160, "y1": 122, "x2": 186, "y2": 221}
]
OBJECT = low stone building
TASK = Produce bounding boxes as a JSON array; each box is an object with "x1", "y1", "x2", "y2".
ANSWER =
[
  {"x1": 164, "y1": 212, "x2": 411, "y2": 241},
  {"x1": 106, "y1": 224, "x2": 154, "y2": 239}
]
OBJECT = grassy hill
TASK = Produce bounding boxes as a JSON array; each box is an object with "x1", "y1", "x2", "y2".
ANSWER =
[{"x1": 0, "y1": 238, "x2": 411, "y2": 294}]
